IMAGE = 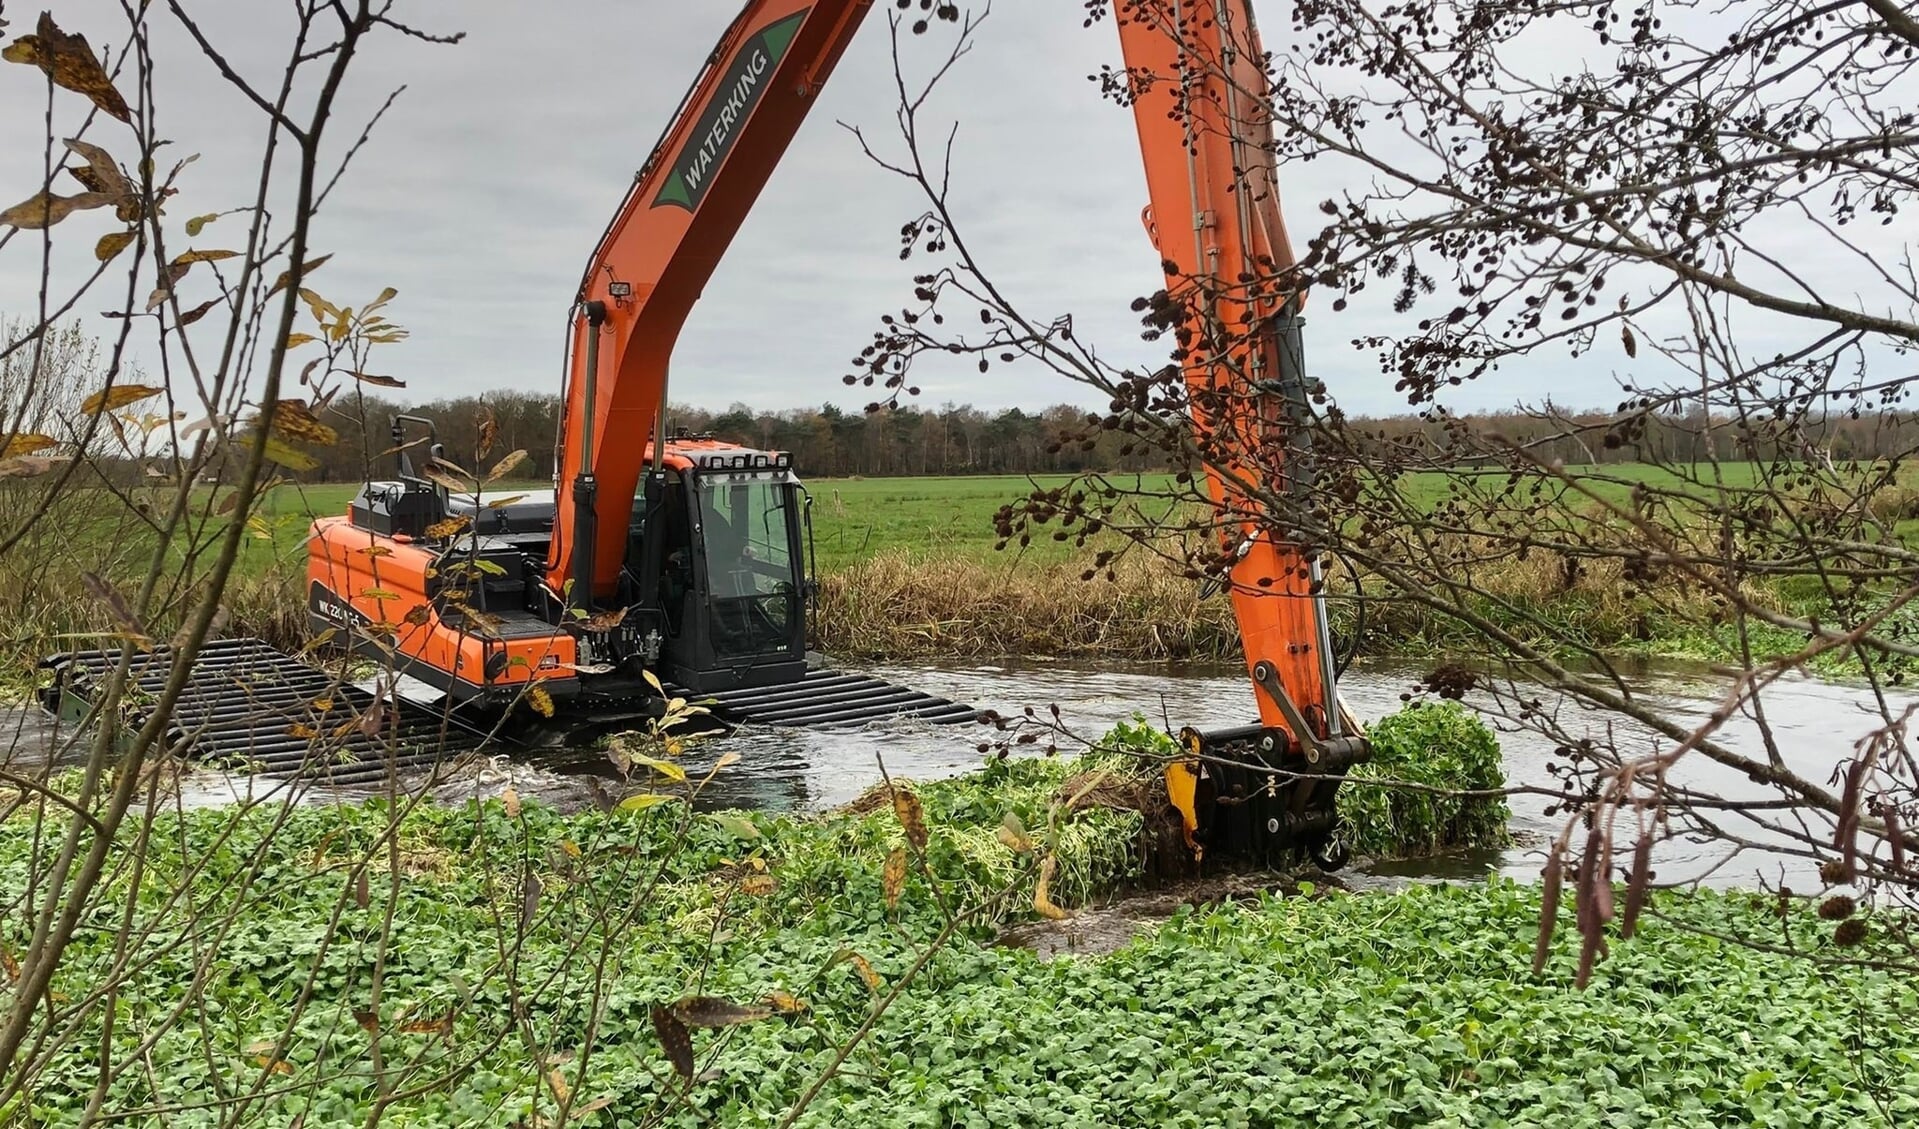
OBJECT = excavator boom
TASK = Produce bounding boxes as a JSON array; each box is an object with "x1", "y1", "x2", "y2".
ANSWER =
[{"x1": 547, "y1": 0, "x2": 875, "y2": 603}]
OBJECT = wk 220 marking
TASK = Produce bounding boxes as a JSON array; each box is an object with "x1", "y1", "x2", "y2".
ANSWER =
[{"x1": 651, "y1": 11, "x2": 807, "y2": 211}]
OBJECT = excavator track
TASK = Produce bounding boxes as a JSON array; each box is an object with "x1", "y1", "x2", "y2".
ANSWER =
[
  {"x1": 38, "y1": 639, "x2": 978, "y2": 783},
  {"x1": 39, "y1": 638, "x2": 494, "y2": 786},
  {"x1": 667, "y1": 668, "x2": 977, "y2": 729}
]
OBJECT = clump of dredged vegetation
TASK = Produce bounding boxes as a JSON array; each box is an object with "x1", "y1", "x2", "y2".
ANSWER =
[
  {"x1": 1, "y1": 747, "x2": 1911, "y2": 1127},
  {"x1": 1339, "y1": 699, "x2": 1511, "y2": 859}
]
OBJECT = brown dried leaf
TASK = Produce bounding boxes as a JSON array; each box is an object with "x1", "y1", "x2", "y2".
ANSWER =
[
  {"x1": 528, "y1": 686, "x2": 555, "y2": 718},
  {"x1": 892, "y1": 786, "x2": 928, "y2": 853},
  {"x1": 402, "y1": 604, "x2": 432, "y2": 627},
  {"x1": 739, "y1": 872, "x2": 776, "y2": 896},
  {"x1": 546, "y1": 1068, "x2": 571, "y2": 1104},
  {"x1": 582, "y1": 605, "x2": 629, "y2": 633},
  {"x1": 502, "y1": 786, "x2": 521, "y2": 819},
  {"x1": 519, "y1": 871, "x2": 542, "y2": 927},
  {"x1": 351, "y1": 371, "x2": 406, "y2": 388},
  {"x1": 424, "y1": 469, "x2": 472, "y2": 495},
  {"x1": 81, "y1": 571, "x2": 148, "y2": 644},
  {"x1": 62, "y1": 137, "x2": 129, "y2": 198},
  {"x1": 94, "y1": 229, "x2": 134, "y2": 262},
  {"x1": 6, "y1": 16, "x2": 131, "y2": 121},
  {"x1": 476, "y1": 407, "x2": 498, "y2": 461},
  {"x1": 267, "y1": 399, "x2": 339, "y2": 446},
  {"x1": 650, "y1": 1005, "x2": 695, "y2": 1078},
  {"x1": 81, "y1": 384, "x2": 163, "y2": 415},
  {"x1": 252, "y1": 1055, "x2": 294, "y2": 1076},
  {"x1": 882, "y1": 846, "x2": 906, "y2": 909},
  {"x1": 354, "y1": 871, "x2": 370, "y2": 909},
  {"x1": 485, "y1": 448, "x2": 528, "y2": 483},
  {"x1": 673, "y1": 996, "x2": 773, "y2": 1029},
  {"x1": 354, "y1": 1008, "x2": 379, "y2": 1034},
  {"x1": 2, "y1": 434, "x2": 55, "y2": 458},
  {"x1": 178, "y1": 298, "x2": 220, "y2": 326},
  {"x1": 1620, "y1": 325, "x2": 1637, "y2": 358},
  {"x1": 266, "y1": 252, "x2": 332, "y2": 299},
  {"x1": 0, "y1": 946, "x2": 19, "y2": 983}
]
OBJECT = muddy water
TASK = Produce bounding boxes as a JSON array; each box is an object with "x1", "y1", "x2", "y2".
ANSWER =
[{"x1": 4, "y1": 656, "x2": 1886, "y2": 891}]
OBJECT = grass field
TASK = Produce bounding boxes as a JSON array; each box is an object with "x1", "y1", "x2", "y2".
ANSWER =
[
  {"x1": 10, "y1": 461, "x2": 1898, "y2": 672},
  {"x1": 246, "y1": 473, "x2": 1124, "y2": 576},
  {"x1": 249, "y1": 462, "x2": 1842, "y2": 575}
]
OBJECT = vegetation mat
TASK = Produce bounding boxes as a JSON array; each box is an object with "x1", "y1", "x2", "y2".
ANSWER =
[{"x1": 1, "y1": 745, "x2": 1910, "y2": 1127}]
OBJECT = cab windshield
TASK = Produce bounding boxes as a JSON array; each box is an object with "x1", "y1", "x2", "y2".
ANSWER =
[{"x1": 697, "y1": 473, "x2": 798, "y2": 657}]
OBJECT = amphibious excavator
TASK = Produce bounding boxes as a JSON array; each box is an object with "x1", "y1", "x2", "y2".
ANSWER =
[{"x1": 43, "y1": 0, "x2": 1369, "y2": 863}]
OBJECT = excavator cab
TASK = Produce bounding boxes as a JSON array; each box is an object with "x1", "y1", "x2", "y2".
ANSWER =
[{"x1": 653, "y1": 455, "x2": 810, "y2": 692}]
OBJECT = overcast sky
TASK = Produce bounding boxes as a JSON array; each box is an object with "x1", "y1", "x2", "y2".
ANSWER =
[{"x1": 0, "y1": 2, "x2": 1871, "y2": 418}]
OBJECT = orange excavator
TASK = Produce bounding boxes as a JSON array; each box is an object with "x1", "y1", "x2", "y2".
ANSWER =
[{"x1": 48, "y1": 0, "x2": 1369, "y2": 862}]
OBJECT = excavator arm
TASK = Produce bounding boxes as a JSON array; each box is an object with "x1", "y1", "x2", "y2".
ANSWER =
[
  {"x1": 547, "y1": 0, "x2": 1367, "y2": 861},
  {"x1": 546, "y1": 0, "x2": 876, "y2": 604}
]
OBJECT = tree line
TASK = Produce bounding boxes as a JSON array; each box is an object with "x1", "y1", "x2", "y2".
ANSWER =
[{"x1": 282, "y1": 390, "x2": 1918, "y2": 483}]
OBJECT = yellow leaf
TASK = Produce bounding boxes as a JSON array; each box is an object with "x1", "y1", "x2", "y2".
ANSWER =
[
  {"x1": 846, "y1": 951, "x2": 882, "y2": 992},
  {"x1": 546, "y1": 1069, "x2": 570, "y2": 1105},
  {"x1": 996, "y1": 814, "x2": 1035, "y2": 854},
  {"x1": 171, "y1": 248, "x2": 238, "y2": 266},
  {"x1": 618, "y1": 793, "x2": 673, "y2": 812},
  {"x1": 502, "y1": 786, "x2": 521, "y2": 818},
  {"x1": 1033, "y1": 855, "x2": 1070, "y2": 920},
  {"x1": 252, "y1": 1055, "x2": 294, "y2": 1076},
  {"x1": 528, "y1": 686, "x2": 555, "y2": 718},
  {"x1": 185, "y1": 212, "x2": 218, "y2": 236},
  {"x1": 94, "y1": 229, "x2": 135, "y2": 262},
  {"x1": 285, "y1": 723, "x2": 319, "y2": 739},
  {"x1": 355, "y1": 544, "x2": 393, "y2": 557},
  {"x1": 360, "y1": 588, "x2": 399, "y2": 601},
  {"x1": 259, "y1": 434, "x2": 319, "y2": 472},
  {"x1": 882, "y1": 846, "x2": 906, "y2": 909},
  {"x1": 266, "y1": 399, "x2": 339, "y2": 445},
  {"x1": 740, "y1": 873, "x2": 776, "y2": 896},
  {"x1": 560, "y1": 839, "x2": 581, "y2": 858},
  {"x1": 762, "y1": 990, "x2": 808, "y2": 1015},
  {"x1": 892, "y1": 788, "x2": 929, "y2": 853},
  {"x1": 282, "y1": 332, "x2": 318, "y2": 350},
  {"x1": 80, "y1": 384, "x2": 163, "y2": 415},
  {"x1": 2, "y1": 434, "x2": 55, "y2": 458},
  {"x1": 424, "y1": 515, "x2": 471, "y2": 540},
  {"x1": 0, "y1": 189, "x2": 112, "y2": 229},
  {"x1": 365, "y1": 286, "x2": 398, "y2": 312},
  {"x1": 629, "y1": 751, "x2": 687, "y2": 783},
  {"x1": 246, "y1": 515, "x2": 274, "y2": 541},
  {"x1": 485, "y1": 448, "x2": 529, "y2": 483}
]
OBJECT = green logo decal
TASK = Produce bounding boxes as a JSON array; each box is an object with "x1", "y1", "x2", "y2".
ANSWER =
[{"x1": 652, "y1": 11, "x2": 808, "y2": 211}]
